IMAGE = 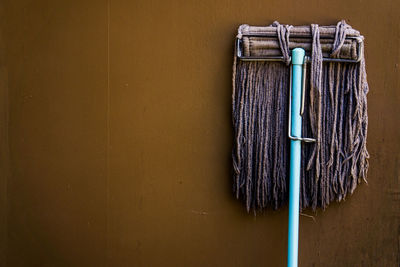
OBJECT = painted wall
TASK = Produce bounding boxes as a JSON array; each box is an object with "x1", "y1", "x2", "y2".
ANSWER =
[{"x1": 0, "y1": 0, "x2": 399, "y2": 266}]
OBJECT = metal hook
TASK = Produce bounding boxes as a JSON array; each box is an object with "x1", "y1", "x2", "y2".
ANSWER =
[{"x1": 288, "y1": 61, "x2": 316, "y2": 143}]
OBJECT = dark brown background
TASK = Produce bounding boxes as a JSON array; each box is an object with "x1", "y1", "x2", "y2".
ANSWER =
[{"x1": 0, "y1": 0, "x2": 399, "y2": 266}]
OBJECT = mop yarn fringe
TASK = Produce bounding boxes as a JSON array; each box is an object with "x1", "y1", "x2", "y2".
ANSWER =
[{"x1": 232, "y1": 21, "x2": 369, "y2": 211}]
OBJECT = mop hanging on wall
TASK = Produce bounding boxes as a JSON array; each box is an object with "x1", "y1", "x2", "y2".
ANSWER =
[{"x1": 232, "y1": 21, "x2": 369, "y2": 212}]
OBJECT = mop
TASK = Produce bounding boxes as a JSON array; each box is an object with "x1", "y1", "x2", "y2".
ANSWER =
[{"x1": 231, "y1": 21, "x2": 369, "y2": 266}]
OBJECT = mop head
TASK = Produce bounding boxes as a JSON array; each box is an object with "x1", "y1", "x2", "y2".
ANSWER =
[{"x1": 232, "y1": 21, "x2": 369, "y2": 211}]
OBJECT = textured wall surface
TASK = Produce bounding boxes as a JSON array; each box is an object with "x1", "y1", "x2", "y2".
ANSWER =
[{"x1": 0, "y1": 0, "x2": 399, "y2": 266}]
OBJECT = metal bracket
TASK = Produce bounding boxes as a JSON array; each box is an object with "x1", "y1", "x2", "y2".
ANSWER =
[{"x1": 235, "y1": 36, "x2": 364, "y2": 63}]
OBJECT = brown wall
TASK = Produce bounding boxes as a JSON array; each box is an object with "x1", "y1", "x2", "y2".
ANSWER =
[{"x1": 0, "y1": 0, "x2": 399, "y2": 266}]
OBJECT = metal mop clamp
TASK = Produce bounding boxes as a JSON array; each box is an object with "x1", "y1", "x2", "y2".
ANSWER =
[{"x1": 234, "y1": 24, "x2": 366, "y2": 267}]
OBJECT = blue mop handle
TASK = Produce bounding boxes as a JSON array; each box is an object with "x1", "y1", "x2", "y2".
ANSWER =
[{"x1": 287, "y1": 48, "x2": 305, "y2": 267}]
